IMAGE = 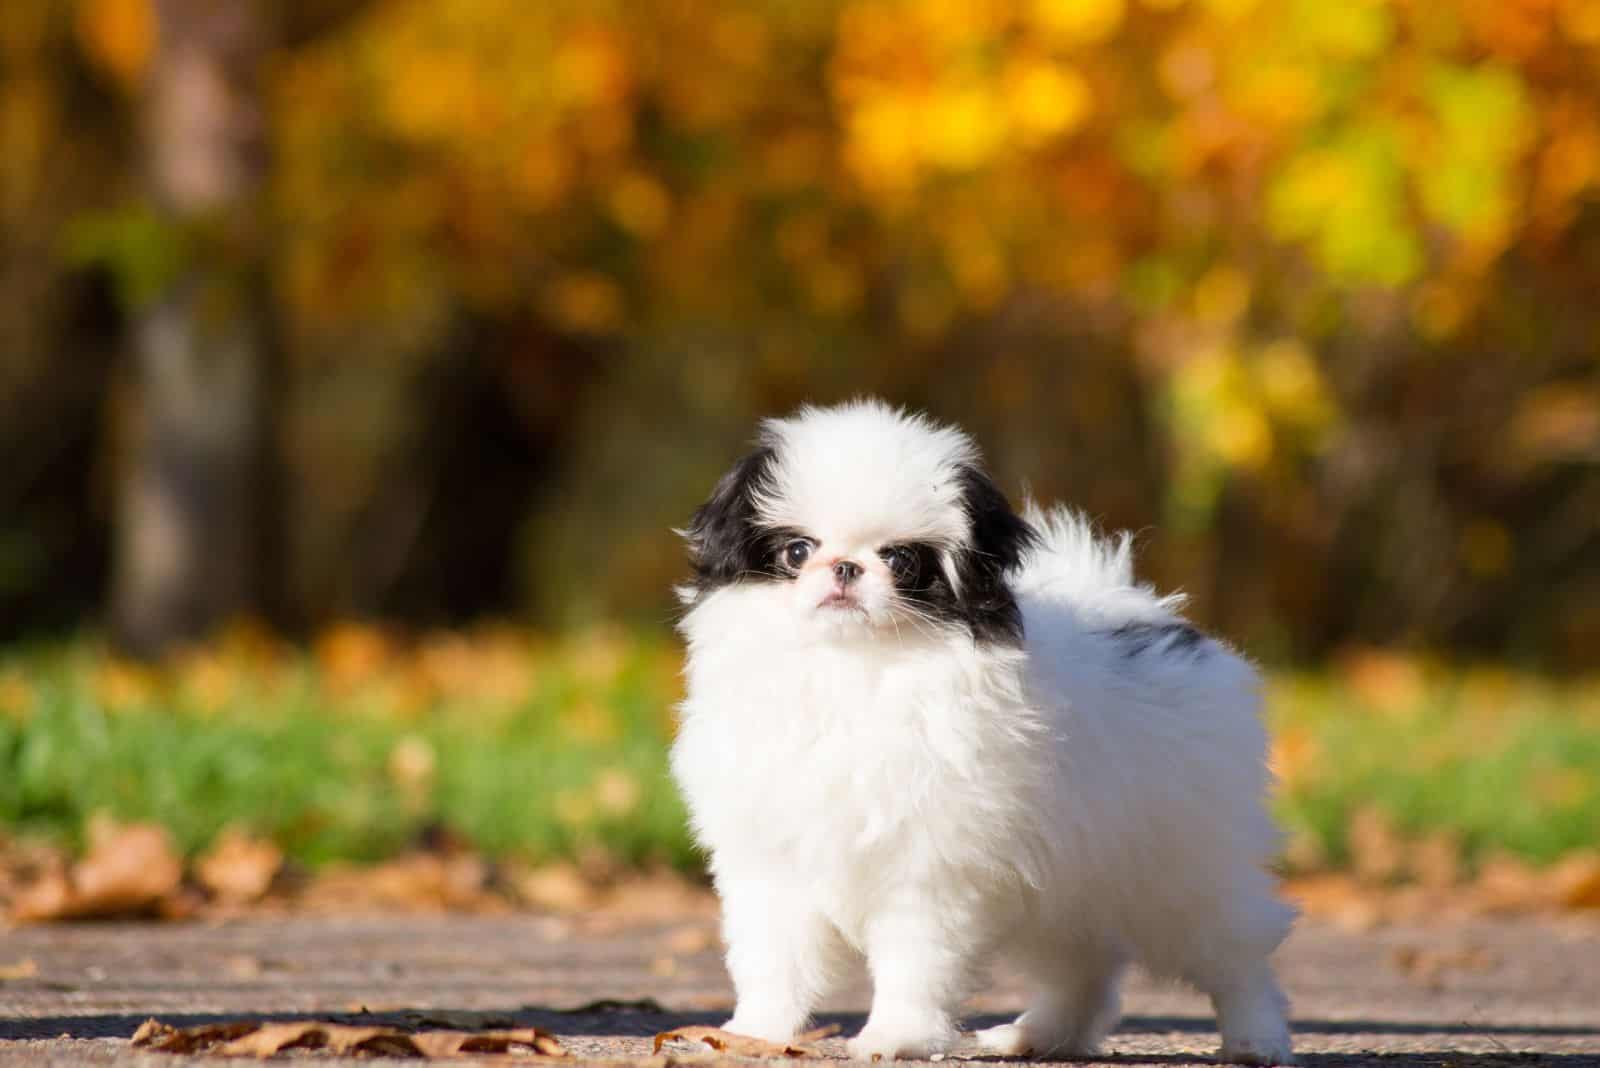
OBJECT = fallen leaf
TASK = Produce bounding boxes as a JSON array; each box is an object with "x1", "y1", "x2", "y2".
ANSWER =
[
  {"x1": 653, "y1": 1024, "x2": 838, "y2": 1058},
  {"x1": 1550, "y1": 851, "x2": 1600, "y2": 909},
  {"x1": 413, "y1": 1028, "x2": 566, "y2": 1057},
  {"x1": 297, "y1": 852, "x2": 505, "y2": 914},
  {"x1": 131, "y1": 1019, "x2": 258, "y2": 1052},
  {"x1": 131, "y1": 1017, "x2": 566, "y2": 1059},
  {"x1": 516, "y1": 861, "x2": 603, "y2": 912},
  {"x1": 196, "y1": 829, "x2": 283, "y2": 903},
  {"x1": 12, "y1": 820, "x2": 182, "y2": 922}
]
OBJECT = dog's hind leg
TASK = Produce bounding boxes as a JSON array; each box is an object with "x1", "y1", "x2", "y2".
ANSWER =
[{"x1": 976, "y1": 938, "x2": 1128, "y2": 1058}]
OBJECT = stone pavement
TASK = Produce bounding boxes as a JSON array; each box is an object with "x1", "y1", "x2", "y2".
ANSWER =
[{"x1": 0, "y1": 912, "x2": 1596, "y2": 1065}]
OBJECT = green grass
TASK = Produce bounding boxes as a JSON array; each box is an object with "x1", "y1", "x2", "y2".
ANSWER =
[
  {"x1": 1268, "y1": 666, "x2": 1600, "y2": 871},
  {"x1": 0, "y1": 633, "x2": 695, "y2": 867},
  {"x1": 1, "y1": 636, "x2": 1597, "y2": 875}
]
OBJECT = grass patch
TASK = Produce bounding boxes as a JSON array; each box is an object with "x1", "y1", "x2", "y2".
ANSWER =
[
  {"x1": 0, "y1": 628, "x2": 694, "y2": 868},
  {"x1": 1268, "y1": 658, "x2": 1600, "y2": 871},
  {"x1": 1, "y1": 633, "x2": 1596, "y2": 876}
]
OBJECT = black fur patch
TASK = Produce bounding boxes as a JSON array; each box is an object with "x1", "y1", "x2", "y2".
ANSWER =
[
  {"x1": 681, "y1": 447, "x2": 786, "y2": 593},
  {"x1": 895, "y1": 465, "x2": 1038, "y2": 645},
  {"x1": 681, "y1": 450, "x2": 1038, "y2": 646},
  {"x1": 1110, "y1": 620, "x2": 1208, "y2": 658}
]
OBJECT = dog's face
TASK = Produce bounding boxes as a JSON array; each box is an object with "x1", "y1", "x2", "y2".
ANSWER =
[{"x1": 680, "y1": 401, "x2": 1037, "y2": 644}]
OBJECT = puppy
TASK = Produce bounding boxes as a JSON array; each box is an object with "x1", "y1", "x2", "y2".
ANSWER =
[{"x1": 670, "y1": 399, "x2": 1294, "y2": 1063}]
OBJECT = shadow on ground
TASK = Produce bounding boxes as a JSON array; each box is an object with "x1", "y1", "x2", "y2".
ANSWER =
[{"x1": 7, "y1": 1004, "x2": 1598, "y2": 1050}]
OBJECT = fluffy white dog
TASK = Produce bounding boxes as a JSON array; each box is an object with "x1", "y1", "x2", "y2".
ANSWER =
[{"x1": 671, "y1": 400, "x2": 1294, "y2": 1063}]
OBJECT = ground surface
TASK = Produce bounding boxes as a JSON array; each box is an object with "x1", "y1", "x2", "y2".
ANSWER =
[{"x1": 0, "y1": 912, "x2": 1596, "y2": 1066}]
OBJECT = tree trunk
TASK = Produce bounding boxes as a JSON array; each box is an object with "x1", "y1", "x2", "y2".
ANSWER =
[{"x1": 111, "y1": 0, "x2": 281, "y2": 656}]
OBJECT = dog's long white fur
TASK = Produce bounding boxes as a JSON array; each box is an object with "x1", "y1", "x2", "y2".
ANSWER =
[{"x1": 672, "y1": 401, "x2": 1295, "y2": 1063}]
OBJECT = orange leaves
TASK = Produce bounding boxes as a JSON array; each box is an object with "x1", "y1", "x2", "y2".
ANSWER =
[
  {"x1": 11, "y1": 818, "x2": 185, "y2": 922},
  {"x1": 196, "y1": 828, "x2": 284, "y2": 904},
  {"x1": 654, "y1": 1024, "x2": 840, "y2": 1058},
  {"x1": 74, "y1": 0, "x2": 153, "y2": 87}
]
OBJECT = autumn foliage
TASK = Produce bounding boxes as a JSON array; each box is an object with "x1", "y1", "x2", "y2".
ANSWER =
[{"x1": 0, "y1": 0, "x2": 1597, "y2": 658}]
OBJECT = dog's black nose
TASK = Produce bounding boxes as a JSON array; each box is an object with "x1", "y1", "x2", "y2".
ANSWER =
[{"x1": 833, "y1": 560, "x2": 863, "y2": 584}]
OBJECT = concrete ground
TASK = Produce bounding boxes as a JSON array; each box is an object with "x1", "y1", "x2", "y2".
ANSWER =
[{"x1": 1, "y1": 912, "x2": 1596, "y2": 1065}]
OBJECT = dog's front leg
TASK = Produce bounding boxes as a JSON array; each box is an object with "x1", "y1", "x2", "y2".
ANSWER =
[
  {"x1": 718, "y1": 873, "x2": 846, "y2": 1043},
  {"x1": 848, "y1": 898, "x2": 984, "y2": 1060}
]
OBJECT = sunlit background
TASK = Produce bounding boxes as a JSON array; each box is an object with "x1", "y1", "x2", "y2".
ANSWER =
[{"x1": 0, "y1": 0, "x2": 1597, "y2": 916}]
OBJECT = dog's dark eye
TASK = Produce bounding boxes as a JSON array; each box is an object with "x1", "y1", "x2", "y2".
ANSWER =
[
  {"x1": 783, "y1": 538, "x2": 815, "y2": 570},
  {"x1": 880, "y1": 545, "x2": 917, "y2": 578}
]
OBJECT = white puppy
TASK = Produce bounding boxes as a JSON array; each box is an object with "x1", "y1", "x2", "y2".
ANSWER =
[{"x1": 671, "y1": 400, "x2": 1294, "y2": 1063}]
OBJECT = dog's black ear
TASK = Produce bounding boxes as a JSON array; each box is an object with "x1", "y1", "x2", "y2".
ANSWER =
[
  {"x1": 682, "y1": 446, "x2": 778, "y2": 592},
  {"x1": 951, "y1": 464, "x2": 1038, "y2": 643}
]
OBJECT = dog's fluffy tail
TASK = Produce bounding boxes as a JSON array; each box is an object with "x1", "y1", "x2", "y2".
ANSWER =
[{"x1": 1009, "y1": 504, "x2": 1188, "y2": 629}]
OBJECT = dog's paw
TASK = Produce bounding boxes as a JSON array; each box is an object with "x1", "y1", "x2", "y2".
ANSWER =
[
  {"x1": 976, "y1": 1020, "x2": 1104, "y2": 1060},
  {"x1": 1219, "y1": 1035, "x2": 1295, "y2": 1066},
  {"x1": 721, "y1": 1015, "x2": 799, "y2": 1045},
  {"x1": 974, "y1": 1022, "x2": 1033, "y2": 1057},
  {"x1": 847, "y1": 1023, "x2": 953, "y2": 1061}
]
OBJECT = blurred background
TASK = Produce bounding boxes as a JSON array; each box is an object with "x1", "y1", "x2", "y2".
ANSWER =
[{"x1": 0, "y1": 0, "x2": 1597, "y2": 917}]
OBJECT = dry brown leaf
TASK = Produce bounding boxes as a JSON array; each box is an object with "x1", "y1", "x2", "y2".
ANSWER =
[
  {"x1": 297, "y1": 852, "x2": 506, "y2": 914},
  {"x1": 196, "y1": 829, "x2": 283, "y2": 903},
  {"x1": 516, "y1": 861, "x2": 604, "y2": 912},
  {"x1": 130, "y1": 1016, "x2": 567, "y2": 1059},
  {"x1": 413, "y1": 1028, "x2": 566, "y2": 1057},
  {"x1": 1550, "y1": 851, "x2": 1600, "y2": 909},
  {"x1": 653, "y1": 1024, "x2": 838, "y2": 1058},
  {"x1": 12, "y1": 820, "x2": 182, "y2": 922},
  {"x1": 132, "y1": 1018, "x2": 259, "y2": 1052}
]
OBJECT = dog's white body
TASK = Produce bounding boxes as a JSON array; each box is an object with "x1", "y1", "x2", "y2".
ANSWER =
[{"x1": 672, "y1": 403, "x2": 1294, "y2": 1063}]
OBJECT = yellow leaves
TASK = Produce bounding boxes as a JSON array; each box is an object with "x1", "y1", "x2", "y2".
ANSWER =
[
  {"x1": 842, "y1": 61, "x2": 1093, "y2": 191},
  {"x1": 75, "y1": 0, "x2": 152, "y2": 87},
  {"x1": 923, "y1": 84, "x2": 1006, "y2": 171},
  {"x1": 1255, "y1": 339, "x2": 1337, "y2": 437},
  {"x1": 1165, "y1": 333, "x2": 1340, "y2": 525},
  {"x1": 1171, "y1": 337, "x2": 1339, "y2": 478},
  {"x1": 386, "y1": 52, "x2": 487, "y2": 143},
  {"x1": 1191, "y1": 265, "x2": 1250, "y2": 325},
  {"x1": 1414, "y1": 62, "x2": 1531, "y2": 258},
  {"x1": 1032, "y1": 0, "x2": 1126, "y2": 45},
  {"x1": 844, "y1": 92, "x2": 924, "y2": 194},
  {"x1": 94, "y1": 656, "x2": 160, "y2": 712},
  {"x1": 835, "y1": 0, "x2": 1100, "y2": 194},
  {"x1": 1006, "y1": 61, "x2": 1092, "y2": 145},
  {"x1": 1267, "y1": 131, "x2": 1423, "y2": 286},
  {"x1": 607, "y1": 172, "x2": 671, "y2": 237},
  {"x1": 552, "y1": 27, "x2": 630, "y2": 109}
]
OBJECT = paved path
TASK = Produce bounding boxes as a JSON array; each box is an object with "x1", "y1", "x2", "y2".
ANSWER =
[{"x1": 1, "y1": 913, "x2": 1596, "y2": 1065}]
